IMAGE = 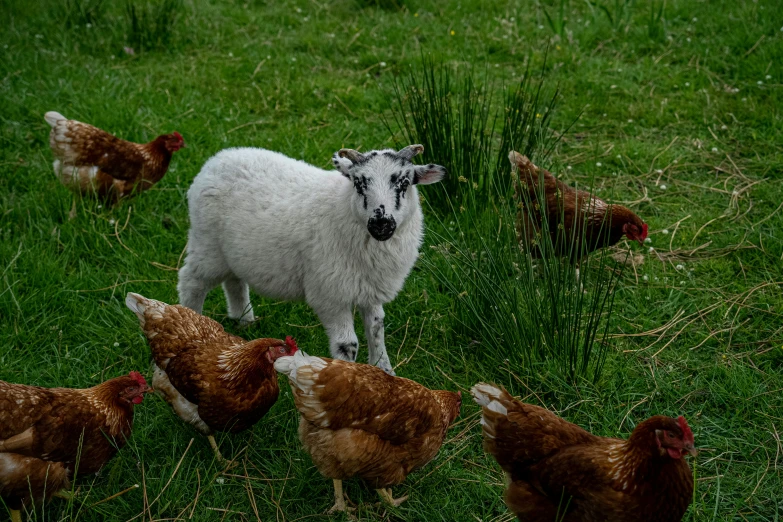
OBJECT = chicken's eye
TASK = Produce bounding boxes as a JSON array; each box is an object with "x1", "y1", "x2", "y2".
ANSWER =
[{"x1": 666, "y1": 431, "x2": 675, "y2": 438}]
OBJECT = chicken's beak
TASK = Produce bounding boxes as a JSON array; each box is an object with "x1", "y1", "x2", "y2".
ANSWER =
[
  {"x1": 684, "y1": 443, "x2": 698, "y2": 457},
  {"x1": 637, "y1": 237, "x2": 645, "y2": 246},
  {"x1": 144, "y1": 385, "x2": 154, "y2": 394}
]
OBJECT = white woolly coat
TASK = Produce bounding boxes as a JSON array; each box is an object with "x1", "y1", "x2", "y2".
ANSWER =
[{"x1": 185, "y1": 148, "x2": 424, "y2": 311}]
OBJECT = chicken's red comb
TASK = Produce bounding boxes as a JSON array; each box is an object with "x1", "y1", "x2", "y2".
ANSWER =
[
  {"x1": 642, "y1": 223, "x2": 649, "y2": 239},
  {"x1": 285, "y1": 336, "x2": 298, "y2": 352},
  {"x1": 173, "y1": 131, "x2": 184, "y2": 141},
  {"x1": 128, "y1": 371, "x2": 148, "y2": 388},
  {"x1": 677, "y1": 416, "x2": 694, "y2": 444}
]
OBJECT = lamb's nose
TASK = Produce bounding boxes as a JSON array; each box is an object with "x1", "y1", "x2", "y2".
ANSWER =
[{"x1": 368, "y1": 207, "x2": 396, "y2": 241}]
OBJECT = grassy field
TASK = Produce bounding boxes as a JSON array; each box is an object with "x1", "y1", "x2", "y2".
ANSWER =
[{"x1": 1, "y1": 0, "x2": 782, "y2": 520}]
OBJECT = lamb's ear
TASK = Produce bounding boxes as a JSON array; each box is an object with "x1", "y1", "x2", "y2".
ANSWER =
[
  {"x1": 332, "y1": 149, "x2": 362, "y2": 177},
  {"x1": 413, "y1": 163, "x2": 447, "y2": 185},
  {"x1": 398, "y1": 144, "x2": 424, "y2": 161}
]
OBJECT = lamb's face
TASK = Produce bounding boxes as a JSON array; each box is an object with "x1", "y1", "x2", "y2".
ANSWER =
[{"x1": 333, "y1": 145, "x2": 446, "y2": 241}]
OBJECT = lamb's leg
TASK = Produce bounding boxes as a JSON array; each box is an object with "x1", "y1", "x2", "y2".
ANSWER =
[
  {"x1": 360, "y1": 304, "x2": 394, "y2": 376},
  {"x1": 312, "y1": 304, "x2": 359, "y2": 362},
  {"x1": 177, "y1": 261, "x2": 220, "y2": 314},
  {"x1": 222, "y1": 275, "x2": 254, "y2": 325}
]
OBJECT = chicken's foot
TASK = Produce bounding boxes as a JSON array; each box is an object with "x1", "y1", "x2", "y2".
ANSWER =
[
  {"x1": 327, "y1": 479, "x2": 356, "y2": 515},
  {"x1": 68, "y1": 195, "x2": 77, "y2": 220},
  {"x1": 376, "y1": 488, "x2": 408, "y2": 507},
  {"x1": 10, "y1": 509, "x2": 21, "y2": 522},
  {"x1": 53, "y1": 489, "x2": 75, "y2": 500}
]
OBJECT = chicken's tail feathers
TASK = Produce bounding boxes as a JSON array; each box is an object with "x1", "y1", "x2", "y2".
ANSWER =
[
  {"x1": 45, "y1": 111, "x2": 67, "y2": 127},
  {"x1": 471, "y1": 383, "x2": 511, "y2": 420},
  {"x1": 125, "y1": 292, "x2": 167, "y2": 326},
  {"x1": 273, "y1": 350, "x2": 327, "y2": 384}
]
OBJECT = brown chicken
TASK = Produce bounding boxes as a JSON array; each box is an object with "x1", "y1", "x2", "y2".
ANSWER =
[
  {"x1": 472, "y1": 383, "x2": 696, "y2": 522},
  {"x1": 44, "y1": 111, "x2": 184, "y2": 214},
  {"x1": 511, "y1": 151, "x2": 647, "y2": 261},
  {"x1": 0, "y1": 372, "x2": 151, "y2": 475},
  {"x1": 1, "y1": 454, "x2": 70, "y2": 522},
  {"x1": 274, "y1": 351, "x2": 462, "y2": 512},
  {"x1": 125, "y1": 292, "x2": 298, "y2": 464}
]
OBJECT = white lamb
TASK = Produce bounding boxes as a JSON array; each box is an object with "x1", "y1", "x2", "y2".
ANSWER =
[{"x1": 177, "y1": 144, "x2": 446, "y2": 375}]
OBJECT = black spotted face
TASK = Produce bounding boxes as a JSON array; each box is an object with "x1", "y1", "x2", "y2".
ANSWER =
[{"x1": 333, "y1": 147, "x2": 446, "y2": 242}]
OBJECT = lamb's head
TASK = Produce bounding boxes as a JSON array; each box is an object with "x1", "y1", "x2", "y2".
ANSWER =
[{"x1": 332, "y1": 144, "x2": 446, "y2": 241}]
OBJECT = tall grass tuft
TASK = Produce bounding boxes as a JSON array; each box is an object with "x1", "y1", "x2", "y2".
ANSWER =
[
  {"x1": 61, "y1": 0, "x2": 106, "y2": 28},
  {"x1": 125, "y1": 0, "x2": 183, "y2": 52},
  {"x1": 542, "y1": 0, "x2": 569, "y2": 38},
  {"x1": 388, "y1": 58, "x2": 620, "y2": 383}
]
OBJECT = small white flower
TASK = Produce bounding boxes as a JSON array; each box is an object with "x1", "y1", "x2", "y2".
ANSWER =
[
  {"x1": 228, "y1": 52, "x2": 233, "y2": 57},
  {"x1": 295, "y1": 6, "x2": 302, "y2": 12},
  {"x1": 680, "y1": 280, "x2": 686, "y2": 285},
  {"x1": 566, "y1": 165, "x2": 572, "y2": 170},
  {"x1": 766, "y1": 75, "x2": 772, "y2": 80},
  {"x1": 686, "y1": 37, "x2": 691, "y2": 42},
  {"x1": 596, "y1": 162, "x2": 602, "y2": 167},
  {"x1": 643, "y1": 275, "x2": 649, "y2": 281},
  {"x1": 86, "y1": 23, "x2": 92, "y2": 28},
  {"x1": 742, "y1": 97, "x2": 747, "y2": 102},
  {"x1": 617, "y1": 68, "x2": 622, "y2": 72},
  {"x1": 97, "y1": 205, "x2": 102, "y2": 209},
  {"x1": 692, "y1": 17, "x2": 698, "y2": 22},
  {"x1": 655, "y1": 169, "x2": 663, "y2": 174},
  {"x1": 616, "y1": 154, "x2": 621, "y2": 158},
  {"x1": 291, "y1": 57, "x2": 296, "y2": 61},
  {"x1": 216, "y1": 477, "x2": 225, "y2": 484},
  {"x1": 676, "y1": 264, "x2": 684, "y2": 270},
  {"x1": 267, "y1": 55, "x2": 271, "y2": 59},
  {"x1": 113, "y1": 342, "x2": 120, "y2": 347},
  {"x1": 711, "y1": 147, "x2": 718, "y2": 152},
  {"x1": 627, "y1": 119, "x2": 633, "y2": 123},
  {"x1": 757, "y1": 80, "x2": 763, "y2": 85},
  {"x1": 644, "y1": 237, "x2": 652, "y2": 244},
  {"x1": 659, "y1": 184, "x2": 667, "y2": 190},
  {"x1": 379, "y1": 61, "x2": 387, "y2": 67},
  {"x1": 538, "y1": 25, "x2": 544, "y2": 29},
  {"x1": 610, "y1": 85, "x2": 617, "y2": 89},
  {"x1": 109, "y1": 219, "x2": 115, "y2": 225},
  {"x1": 602, "y1": 113, "x2": 607, "y2": 117},
  {"x1": 35, "y1": 34, "x2": 43, "y2": 39},
  {"x1": 661, "y1": 229, "x2": 669, "y2": 234},
  {"x1": 654, "y1": 276, "x2": 660, "y2": 281},
  {"x1": 721, "y1": 124, "x2": 727, "y2": 130},
  {"x1": 648, "y1": 246, "x2": 655, "y2": 253},
  {"x1": 685, "y1": 82, "x2": 690, "y2": 86}
]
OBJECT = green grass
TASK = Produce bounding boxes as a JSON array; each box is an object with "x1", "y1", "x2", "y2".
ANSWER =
[{"x1": 1, "y1": 0, "x2": 782, "y2": 520}]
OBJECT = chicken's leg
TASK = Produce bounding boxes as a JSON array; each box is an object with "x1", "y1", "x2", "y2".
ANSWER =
[
  {"x1": 207, "y1": 435, "x2": 228, "y2": 465},
  {"x1": 10, "y1": 509, "x2": 21, "y2": 522},
  {"x1": 327, "y1": 479, "x2": 355, "y2": 514},
  {"x1": 376, "y1": 487, "x2": 408, "y2": 507},
  {"x1": 68, "y1": 195, "x2": 77, "y2": 220}
]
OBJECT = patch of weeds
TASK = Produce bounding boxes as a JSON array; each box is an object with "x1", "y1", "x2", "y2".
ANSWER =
[
  {"x1": 542, "y1": 0, "x2": 569, "y2": 38},
  {"x1": 588, "y1": 0, "x2": 635, "y2": 31},
  {"x1": 125, "y1": 0, "x2": 184, "y2": 52},
  {"x1": 61, "y1": 0, "x2": 106, "y2": 28},
  {"x1": 647, "y1": 0, "x2": 666, "y2": 41}
]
